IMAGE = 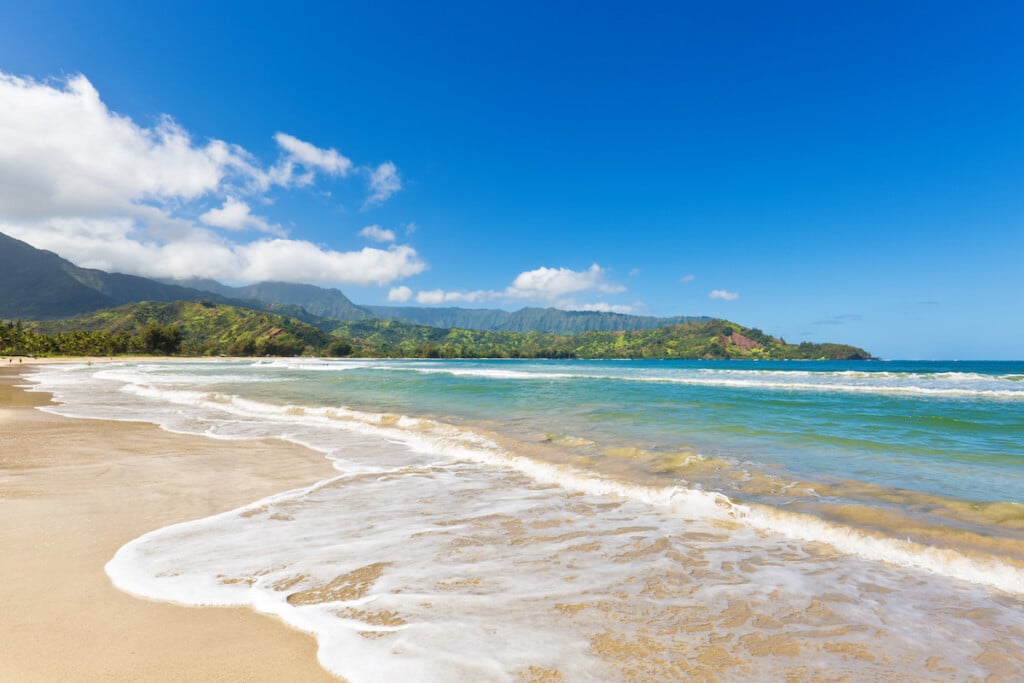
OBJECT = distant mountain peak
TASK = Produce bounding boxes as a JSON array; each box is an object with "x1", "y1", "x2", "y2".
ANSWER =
[
  {"x1": 2, "y1": 229, "x2": 704, "y2": 336},
  {"x1": 0, "y1": 231, "x2": 233, "y2": 320},
  {"x1": 170, "y1": 279, "x2": 375, "y2": 321}
]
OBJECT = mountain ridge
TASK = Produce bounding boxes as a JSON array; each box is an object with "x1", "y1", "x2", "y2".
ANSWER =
[
  {"x1": 0, "y1": 232, "x2": 239, "y2": 319},
  {"x1": 0, "y1": 230, "x2": 871, "y2": 359},
  {"x1": 365, "y1": 305, "x2": 711, "y2": 333},
  {"x1": 169, "y1": 278, "x2": 716, "y2": 335},
  {"x1": 169, "y1": 278, "x2": 375, "y2": 322},
  {"x1": 20, "y1": 301, "x2": 872, "y2": 360},
  {"x1": 3, "y1": 231, "x2": 713, "y2": 335}
]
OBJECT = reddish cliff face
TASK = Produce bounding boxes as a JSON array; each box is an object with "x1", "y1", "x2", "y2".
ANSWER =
[{"x1": 727, "y1": 332, "x2": 760, "y2": 350}]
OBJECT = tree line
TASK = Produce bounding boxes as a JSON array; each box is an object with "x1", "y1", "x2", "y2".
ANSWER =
[
  {"x1": 1, "y1": 320, "x2": 182, "y2": 356},
  {"x1": 4, "y1": 308, "x2": 871, "y2": 361}
]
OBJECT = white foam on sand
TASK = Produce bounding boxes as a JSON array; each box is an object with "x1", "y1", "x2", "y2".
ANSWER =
[{"x1": 27, "y1": 362, "x2": 1024, "y2": 681}]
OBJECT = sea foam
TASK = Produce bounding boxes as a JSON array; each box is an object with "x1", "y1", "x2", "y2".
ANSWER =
[{"x1": 25, "y1": 360, "x2": 1024, "y2": 681}]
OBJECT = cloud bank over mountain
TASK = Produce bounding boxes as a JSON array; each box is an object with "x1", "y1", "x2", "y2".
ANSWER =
[{"x1": 0, "y1": 71, "x2": 422, "y2": 286}]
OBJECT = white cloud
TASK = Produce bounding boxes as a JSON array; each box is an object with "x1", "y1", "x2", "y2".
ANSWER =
[
  {"x1": 0, "y1": 70, "x2": 424, "y2": 288},
  {"x1": 236, "y1": 240, "x2": 425, "y2": 286},
  {"x1": 577, "y1": 302, "x2": 635, "y2": 314},
  {"x1": 402, "y1": 264, "x2": 631, "y2": 310},
  {"x1": 200, "y1": 197, "x2": 282, "y2": 235},
  {"x1": 414, "y1": 289, "x2": 447, "y2": 305},
  {"x1": 0, "y1": 73, "x2": 245, "y2": 219},
  {"x1": 364, "y1": 161, "x2": 401, "y2": 207},
  {"x1": 387, "y1": 286, "x2": 413, "y2": 302},
  {"x1": 200, "y1": 198, "x2": 251, "y2": 229},
  {"x1": 680, "y1": 273, "x2": 696, "y2": 283},
  {"x1": 414, "y1": 289, "x2": 493, "y2": 305},
  {"x1": 3, "y1": 219, "x2": 426, "y2": 286},
  {"x1": 4, "y1": 218, "x2": 241, "y2": 280},
  {"x1": 273, "y1": 132, "x2": 352, "y2": 180},
  {"x1": 709, "y1": 289, "x2": 740, "y2": 301},
  {"x1": 359, "y1": 224, "x2": 396, "y2": 243},
  {"x1": 506, "y1": 264, "x2": 624, "y2": 300}
]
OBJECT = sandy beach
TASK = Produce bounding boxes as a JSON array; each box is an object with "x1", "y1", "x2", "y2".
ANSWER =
[
  {"x1": 6, "y1": 358, "x2": 1023, "y2": 681},
  {"x1": 0, "y1": 363, "x2": 340, "y2": 682}
]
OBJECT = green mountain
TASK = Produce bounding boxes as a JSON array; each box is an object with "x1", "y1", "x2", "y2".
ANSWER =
[
  {"x1": 365, "y1": 305, "x2": 711, "y2": 334},
  {"x1": 173, "y1": 277, "x2": 711, "y2": 334},
  {"x1": 2, "y1": 230, "x2": 871, "y2": 360},
  {"x1": 31, "y1": 300, "x2": 328, "y2": 356},
  {"x1": 0, "y1": 232, "x2": 236, "y2": 319},
  {"x1": 12, "y1": 300, "x2": 870, "y2": 360},
  {"x1": 325, "y1": 317, "x2": 872, "y2": 360},
  {"x1": 173, "y1": 279, "x2": 374, "y2": 321}
]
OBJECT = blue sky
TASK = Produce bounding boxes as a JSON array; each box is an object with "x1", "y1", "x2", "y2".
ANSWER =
[{"x1": 1, "y1": 2, "x2": 1022, "y2": 359}]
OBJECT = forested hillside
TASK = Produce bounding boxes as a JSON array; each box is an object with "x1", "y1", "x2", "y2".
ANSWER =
[
  {"x1": 172, "y1": 279, "x2": 374, "y2": 321},
  {"x1": 5, "y1": 302, "x2": 871, "y2": 360},
  {"x1": 2, "y1": 233, "x2": 871, "y2": 360},
  {"x1": 327, "y1": 318, "x2": 871, "y2": 360},
  {"x1": 25, "y1": 301, "x2": 327, "y2": 356},
  {"x1": 365, "y1": 305, "x2": 710, "y2": 334}
]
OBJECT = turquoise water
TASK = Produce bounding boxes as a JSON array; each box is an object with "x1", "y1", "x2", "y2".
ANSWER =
[
  {"x1": 28, "y1": 359, "x2": 1024, "y2": 680},
  {"x1": 222, "y1": 359, "x2": 1024, "y2": 503}
]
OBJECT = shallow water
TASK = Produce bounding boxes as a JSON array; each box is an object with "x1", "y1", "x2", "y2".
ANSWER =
[{"x1": 27, "y1": 359, "x2": 1024, "y2": 681}]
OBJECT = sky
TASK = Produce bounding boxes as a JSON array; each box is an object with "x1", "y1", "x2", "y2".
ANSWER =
[{"x1": 1, "y1": 2, "x2": 1023, "y2": 359}]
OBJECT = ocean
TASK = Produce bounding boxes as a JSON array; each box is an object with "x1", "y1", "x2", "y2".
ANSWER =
[{"x1": 26, "y1": 359, "x2": 1024, "y2": 681}]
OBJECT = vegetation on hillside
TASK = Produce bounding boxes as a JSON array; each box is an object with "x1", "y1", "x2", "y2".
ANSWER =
[
  {"x1": 171, "y1": 278, "x2": 375, "y2": 321},
  {"x1": 22, "y1": 301, "x2": 327, "y2": 356},
  {"x1": 326, "y1": 318, "x2": 871, "y2": 360},
  {"x1": 364, "y1": 305, "x2": 711, "y2": 334},
  {"x1": 0, "y1": 230, "x2": 870, "y2": 360},
  {"x1": 3, "y1": 301, "x2": 869, "y2": 360}
]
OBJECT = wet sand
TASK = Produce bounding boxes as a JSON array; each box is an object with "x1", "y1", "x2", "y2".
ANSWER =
[{"x1": 0, "y1": 364, "x2": 341, "y2": 682}]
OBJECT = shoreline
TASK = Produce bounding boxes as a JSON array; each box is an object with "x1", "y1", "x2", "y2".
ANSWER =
[
  {"x1": 7, "y1": 358, "x2": 1023, "y2": 680},
  {"x1": 0, "y1": 363, "x2": 341, "y2": 681}
]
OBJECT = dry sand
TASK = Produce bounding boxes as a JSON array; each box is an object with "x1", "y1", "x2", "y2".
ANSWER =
[{"x1": 0, "y1": 364, "x2": 341, "y2": 681}]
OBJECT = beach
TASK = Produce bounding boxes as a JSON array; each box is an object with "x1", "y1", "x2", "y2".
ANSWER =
[
  {"x1": 4, "y1": 358, "x2": 1023, "y2": 681},
  {"x1": 0, "y1": 364, "x2": 340, "y2": 682}
]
